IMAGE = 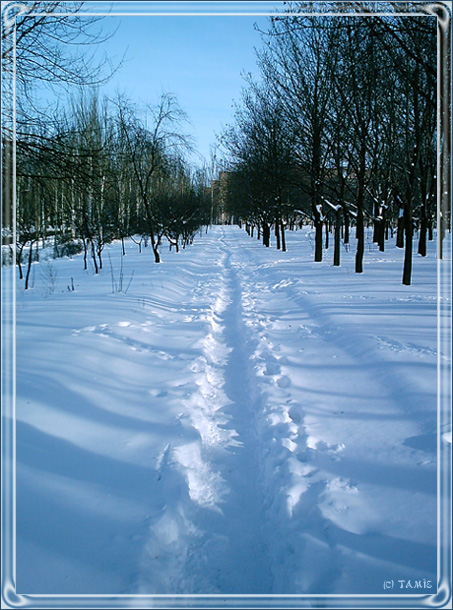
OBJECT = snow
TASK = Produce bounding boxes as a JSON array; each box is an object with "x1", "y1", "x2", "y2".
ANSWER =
[{"x1": 3, "y1": 225, "x2": 451, "y2": 601}]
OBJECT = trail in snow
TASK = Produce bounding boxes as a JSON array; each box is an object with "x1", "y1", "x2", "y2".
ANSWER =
[
  {"x1": 138, "y1": 226, "x2": 439, "y2": 595},
  {"x1": 11, "y1": 225, "x2": 446, "y2": 597},
  {"x1": 204, "y1": 239, "x2": 273, "y2": 593},
  {"x1": 223, "y1": 227, "x2": 440, "y2": 594},
  {"x1": 138, "y1": 229, "x2": 274, "y2": 594},
  {"x1": 228, "y1": 227, "x2": 439, "y2": 594}
]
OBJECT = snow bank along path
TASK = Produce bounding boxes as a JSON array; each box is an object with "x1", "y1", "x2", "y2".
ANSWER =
[{"x1": 12, "y1": 225, "x2": 447, "y2": 597}]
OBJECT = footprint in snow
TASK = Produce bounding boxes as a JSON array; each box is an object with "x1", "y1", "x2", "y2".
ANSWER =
[
  {"x1": 74, "y1": 324, "x2": 110, "y2": 336},
  {"x1": 307, "y1": 437, "x2": 345, "y2": 460},
  {"x1": 265, "y1": 361, "x2": 281, "y2": 376},
  {"x1": 327, "y1": 477, "x2": 358, "y2": 492},
  {"x1": 277, "y1": 375, "x2": 291, "y2": 389},
  {"x1": 288, "y1": 406, "x2": 303, "y2": 423}
]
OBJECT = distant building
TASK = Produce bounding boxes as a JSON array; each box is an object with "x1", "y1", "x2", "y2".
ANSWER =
[{"x1": 210, "y1": 171, "x2": 232, "y2": 225}]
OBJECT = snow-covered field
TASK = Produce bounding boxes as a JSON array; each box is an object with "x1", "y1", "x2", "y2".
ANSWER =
[{"x1": 2, "y1": 225, "x2": 451, "y2": 605}]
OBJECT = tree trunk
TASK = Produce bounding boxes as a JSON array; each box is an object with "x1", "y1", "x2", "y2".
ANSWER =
[
  {"x1": 275, "y1": 216, "x2": 281, "y2": 250},
  {"x1": 91, "y1": 239, "x2": 99, "y2": 274},
  {"x1": 418, "y1": 207, "x2": 427, "y2": 257},
  {"x1": 153, "y1": 247, "x2": 161, "y2": 263},
  {"x1": 439, "y1": 211, "x2": 445, "y2": 260},
  {"x1": 355, "y1": 207, "x2": 364, "y2": 274},
  {"x1": 402, "y1": 211, "x2": 413, "y2": 285},
  {"x1": 83, "y1": 239, "x2": 88, "y2": 270},
  {"x1": 142, "y1": 196, "x2": 161, "y2": 263},
  {"x1": 25, "y1": 241, "x2": 35, "y2": 290},
  {"x1": 343, "y1": 205, "x2": 350, "y2": 244},
  {"x1": 314, "y1": 219, "x2": 323, "y2": 262},
  {"x1": 334, "y1": 210, "x2": 341, "y2": 267},
  {"x1": 377, "y1": 207, "x2": 386, "y2": 252},
  {"x1": 16, "y1": 243, "x2": 25, "y2": 279},
  {"x1": 281, "y1": 221, "x2": 286, "y2": 252},
  {"x1": 152, "y1": 234, "x2": 162, "y2": 263},
  {"x1": 97, "y1": 243, "x2": 103, "y2": 270},
  {"x1": 402, "y1": 145, "x2": 419, "y2": 284},
  {"x1": 396, "y1": 206, "x2": 405, "y2": 248},
  {"x1": 372, "y1": 200, "x2": 380, "y2": 243},
  {"x1": 263, "y1": 222, "x2": 270, "y2": 247},
  {"x1": 378, "y1": 220, "x2": 385, "y2": 252}
]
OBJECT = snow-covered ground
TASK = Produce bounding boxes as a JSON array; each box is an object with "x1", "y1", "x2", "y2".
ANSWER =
[{"x1": 2, "y1": 225, "x2": 451, "y2": 605}]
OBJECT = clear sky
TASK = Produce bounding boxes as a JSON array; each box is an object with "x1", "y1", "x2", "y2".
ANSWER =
[{"x1": 91, "y1": 4, "x2": 282, "y2": 166}]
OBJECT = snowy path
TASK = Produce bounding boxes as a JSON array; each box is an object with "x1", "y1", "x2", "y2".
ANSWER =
[
  {"x1": 10, "y1": 225, "x2": 447, "y2": 598},
  {"x1": 136, "y1": 226, "x2": 439, "y2": 595},
  {"x1": 199, "y1": 243, "x2": 274, "y2": 593},
  {"x1": 138, "y1": 231, "x2": 274, "y2": 593}
]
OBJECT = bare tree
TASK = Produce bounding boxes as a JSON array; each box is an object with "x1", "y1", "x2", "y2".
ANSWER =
[
  {"x1": 115, "y1": 94, "x2": 193, "y2": 263},
  {"x1": 2, "y1": 1, "x2": 119, "y2": 245},
  {"x1": 2, "y1": 1, "x2": 116, "y2": 127},
  {"x1": 221, "y1": 75, "x2": 296, "y2": 250},
  {"x1": 259, "y1": 12, "x2": 338, "y2": 261}
]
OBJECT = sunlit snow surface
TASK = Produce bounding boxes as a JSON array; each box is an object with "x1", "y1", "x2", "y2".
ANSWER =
[{"x1": 8, "y1": 225, "x2": 451, "y2": 595}]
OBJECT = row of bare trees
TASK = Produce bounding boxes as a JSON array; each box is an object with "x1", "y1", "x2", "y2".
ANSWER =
[
  {"x1": 2, "y1": 3, "x2": 212, "y2": 288},
  {"x1": 8, "y1": 93, "x2": 211, "y2": 287},
  {"x1": 221, "y1": 2, "x2": 450, "y2": 285}
]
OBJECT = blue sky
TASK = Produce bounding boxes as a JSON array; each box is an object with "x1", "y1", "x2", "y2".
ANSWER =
[{"x1": 94, "y1": 6, "x2": 281, "y2": 166}]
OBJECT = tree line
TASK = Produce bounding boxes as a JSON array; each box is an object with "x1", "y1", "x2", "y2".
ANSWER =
[
  {"x1": 2, "y1": 2, "x2": 450, "y2": 288},
  {"x1": 2, "y1": 2, "x2": 212, "y2": 289},
  {"x1": 4, "y1": 92, "x2": 212, "y2": 288},
  {"x1": 220, "y1": 1, "x2": 451, "y2": 285}
]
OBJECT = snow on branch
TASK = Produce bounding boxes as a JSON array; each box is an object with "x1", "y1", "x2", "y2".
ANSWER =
[
  {"x1": 316, "y1": 204, "x2": 326, "y2": 222},
  {"x1": 295, "y1": 209, "x2": 313, "y2": 221},
  {"x1": 321, "y1": 197, "x2": 342, "y2": 213}
]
